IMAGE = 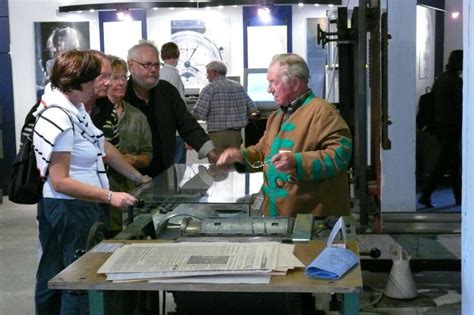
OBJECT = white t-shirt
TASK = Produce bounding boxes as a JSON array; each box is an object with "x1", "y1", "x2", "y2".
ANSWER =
[{"x1": 40, "y1": 105, "x2": 108, "y2": 199}]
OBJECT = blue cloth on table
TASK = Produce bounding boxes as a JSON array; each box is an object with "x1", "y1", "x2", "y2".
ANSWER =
[{"x1": 305, "y1": 246, "x2": 359, "y2": 280}]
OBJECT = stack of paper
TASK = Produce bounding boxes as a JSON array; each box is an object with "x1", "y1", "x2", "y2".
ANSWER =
[{"x1": 98, "y1": 242, "x2": 304, "y2": 284}]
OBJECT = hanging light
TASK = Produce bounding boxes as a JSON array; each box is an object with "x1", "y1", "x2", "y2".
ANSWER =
[
  {"x1": 116, "y1": 10, "x2": 126, "y2": 20},
  {"x1": 116, "y1": 9, "x2": 132, "y2": 22},
  {"x1": 258, "y1": 6, "x2": 271, "y2": 23}
]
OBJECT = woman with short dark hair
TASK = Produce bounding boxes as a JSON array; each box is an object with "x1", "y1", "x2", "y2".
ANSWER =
[{"x1": 33, "y1": 50, "x2": 150, "y2": 314}]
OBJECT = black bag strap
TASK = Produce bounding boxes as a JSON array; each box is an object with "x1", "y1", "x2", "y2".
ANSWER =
[
  {"x1": 32, "y1": 105, "x2": 75, "y2": 140},
  {"x1": 31, "y1": 105, "x2": 75, "y2": 179}
]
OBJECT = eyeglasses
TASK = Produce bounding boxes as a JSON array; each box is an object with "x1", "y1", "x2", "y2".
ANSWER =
[
  {"x1": 244, "y1": 157, "x2": 270, "y2": 169},
  {"x1": 111, "y1": 75, "x2": 129, "y2": 83},
  {"x1": 133, "y1": 60, "x2": 160, "y2": 70},
  {"x1": 245, "y1": 157, "x2": 298, "y2": 184}
]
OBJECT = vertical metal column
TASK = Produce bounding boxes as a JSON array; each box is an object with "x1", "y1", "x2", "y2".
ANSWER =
[
  {"x1": 354, "y1": 0, "x2": 369, "y2": 228},
  {"x1": 88, "y1": 290, "x2": 106, "y2": 315},
  {"x1": 337, "y1": 7, "x2": 355, "y2": 129},
  {"x1": 368, "y1": 0, "x2": 383, "y2": 228}
]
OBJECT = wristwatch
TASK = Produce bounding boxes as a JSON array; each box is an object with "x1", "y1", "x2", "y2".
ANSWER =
[{"x1": 171, "y1": 20, "x2": 223, "y2": 89}]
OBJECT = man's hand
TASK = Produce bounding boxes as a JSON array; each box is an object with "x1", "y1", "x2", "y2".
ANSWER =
[
  {"x1": 271, "y1": 152, "x2": 296, "y2": 172},
  {"x1": 249, "y1": 111, "x2": 260, "y2": 121},
  {"x1": 216, "y1": 148, "x2": 243, "y2": 166},
  {"x1": 207, "y1": 149, "x2": 219, "y2": 164}
]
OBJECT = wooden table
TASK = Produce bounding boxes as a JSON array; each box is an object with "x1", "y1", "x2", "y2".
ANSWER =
[{"x1": 49, "y1": 240, "x2": 363, "y2": 315}]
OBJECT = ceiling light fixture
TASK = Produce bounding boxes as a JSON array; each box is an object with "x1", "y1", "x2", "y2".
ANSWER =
[
  {"x1": 58, "y1": 1, "x2": 344, "y2": 13},
  {"x1": 116, "y1": 9, "x2": 132, "y2": 21},
  {"x1": 116, "y1": 10, "x2": 126, "y2": 20},
  {"x1": 258, "y1": 6, "x2": 272, "y2": 23},
  {"x1": 418, "y1": 4, "x2": 461, "y2": 20}
]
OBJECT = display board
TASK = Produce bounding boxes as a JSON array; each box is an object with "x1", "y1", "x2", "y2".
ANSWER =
[
  {"x1": 99, "y1": 10, "x2": 147, "y2": 63},
  {"x1": 34, "y1": 21, "x2": 90, "y2": 99},
  {"x1": 244, "y1": 68, "x2": 276, "y2": 111}
]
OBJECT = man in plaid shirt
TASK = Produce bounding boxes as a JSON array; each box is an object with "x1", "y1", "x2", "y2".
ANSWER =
[{"x1": 192, "y1": 60, "x2": 258, "y2": 154}]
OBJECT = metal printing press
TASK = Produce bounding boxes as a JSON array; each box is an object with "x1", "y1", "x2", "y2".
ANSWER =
[{"x1": 108, "y1": 164, "x2": 356, "y2": 244}]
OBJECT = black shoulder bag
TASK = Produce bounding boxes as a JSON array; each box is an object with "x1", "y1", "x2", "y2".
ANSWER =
[{"x1": 8, "y1": 106, "x2": 73, "y2": 204}]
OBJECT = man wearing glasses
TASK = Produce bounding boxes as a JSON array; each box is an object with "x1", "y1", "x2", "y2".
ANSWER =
[{"x1": 124, "y1": 41, "x2": 218, "y2": 177}]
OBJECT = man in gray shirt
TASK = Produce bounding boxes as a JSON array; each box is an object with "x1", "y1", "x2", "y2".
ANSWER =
[{"x1": 160, "y1": 42, "x2": 187, "y2": 163}]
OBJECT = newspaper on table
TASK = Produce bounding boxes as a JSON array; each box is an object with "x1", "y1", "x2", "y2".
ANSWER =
[{"x1": 98, "y1": 242, "x2": 304, "y2": 284}]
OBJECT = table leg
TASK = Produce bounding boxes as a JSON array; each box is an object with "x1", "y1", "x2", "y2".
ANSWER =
[
  {"x1": 341, "y1": 292, "x2": 359, "y2": 315},
  {"x1": 89, "y1": 290, "x2": 105, "y2": 315}
]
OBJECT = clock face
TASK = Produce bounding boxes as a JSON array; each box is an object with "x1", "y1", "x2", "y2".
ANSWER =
[{"x1": 171, "y1": 31, "x2": 223, "y2": 90}]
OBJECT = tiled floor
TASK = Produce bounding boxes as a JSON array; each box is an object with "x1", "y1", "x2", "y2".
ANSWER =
[
  {"x1": 0, "y1": 187, "x2": 461, "y2": 314},
  {"x1": 0, "y1": 199, "x2": 37, "y2": 315}
]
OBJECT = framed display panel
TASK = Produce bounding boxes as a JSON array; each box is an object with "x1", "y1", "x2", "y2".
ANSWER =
[
  {"x1": 99, "y1": 10, "x2": 147, "y2": 62},
  {"x1": 34, "y1": 22, "x2": 90, "y2": 99},
  {"x1": 243, "y1": 5, "x2": 292, "y2": 69}
]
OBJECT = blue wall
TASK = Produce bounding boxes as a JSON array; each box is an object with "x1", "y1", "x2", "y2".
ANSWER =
[{"x1": 0, "y1": 0, "x2": 16, "y2": 195}]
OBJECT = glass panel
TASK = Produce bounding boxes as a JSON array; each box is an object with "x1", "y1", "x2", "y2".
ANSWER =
[{"x1": 131, "y1": 164, "x2": 263, "y2": 206}]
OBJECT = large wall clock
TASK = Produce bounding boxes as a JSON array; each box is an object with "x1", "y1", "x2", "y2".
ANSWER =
[{"x1": 171, "y1": 20, "x2": 223, "y2": 90}]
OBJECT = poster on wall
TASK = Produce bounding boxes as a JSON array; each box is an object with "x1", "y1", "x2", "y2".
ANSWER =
[
  {"x1": 99, "y1": 10, "x2": 147, "y2": 63},
  {"x1": 170, "y1": 19, "x2": 231, "y2": 91},
  {"x1": 34, "y1": 22, "x2": 90, "y2": 99},
  {"x1": 247, "y1": 25, "x2": 287, "y2": 69},
  {"x1": 103, "y1": 21, "x2": 142, "y2": 63}
]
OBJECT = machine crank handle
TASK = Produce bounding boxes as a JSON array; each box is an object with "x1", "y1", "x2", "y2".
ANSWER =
[{"x1": 359, "y1": 247, "x2": 381, "y2": 258}]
